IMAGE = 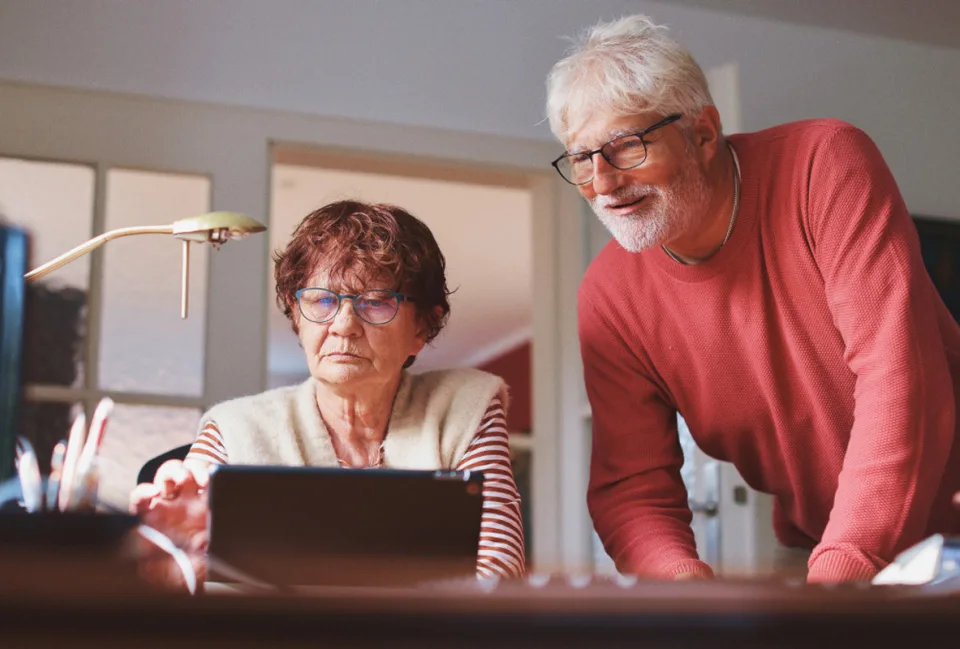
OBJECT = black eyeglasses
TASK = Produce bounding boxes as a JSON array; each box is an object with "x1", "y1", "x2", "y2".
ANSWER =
[
  {"x1": 295, "y1": 288, "x2": 415, "y2": 325},
  {"x1": 551, "y1": 113, "x2": 683, "y2": 186}
]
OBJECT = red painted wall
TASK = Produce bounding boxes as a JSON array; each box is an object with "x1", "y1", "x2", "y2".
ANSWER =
[{"x1": 476, "y1": 342, "x2": 531, "y2": 433}]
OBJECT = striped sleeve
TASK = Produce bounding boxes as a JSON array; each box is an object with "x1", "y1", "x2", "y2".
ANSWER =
[
  {"x1": 186, "y1": 421, "x2": 229, "y2": 465},
  {"x1": 456, "y1": 397, "x2": 526, "y2": 579}
]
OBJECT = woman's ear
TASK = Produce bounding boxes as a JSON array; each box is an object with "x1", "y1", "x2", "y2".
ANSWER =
[
  {"x1": 288, "y1": 298, "x2": 301, "y2": 335},
  {"x1": 410, "y1": 306, "x2": 443, "y2": 359},
  {"x1": 415, "y1": 306, "x2": 444, "y2": 341}
]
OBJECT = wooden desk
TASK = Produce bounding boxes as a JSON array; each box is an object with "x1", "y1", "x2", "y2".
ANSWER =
[{"x1": 1, "y1": 576, "x2": 958, "y2": 648}]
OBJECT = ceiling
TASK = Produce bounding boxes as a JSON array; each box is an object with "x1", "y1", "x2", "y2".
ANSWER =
[
  {"x1": 653, "y1": 0, "x2": 960, "y2": 50},
  {"x1": 0, "y1": 0, "x2": 956, "y2": 146},
  {"x1": 267, "y1": 163, "x2": 532, "y2": 382}
]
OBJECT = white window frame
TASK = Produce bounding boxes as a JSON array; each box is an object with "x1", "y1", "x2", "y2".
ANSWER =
[{"x1": 12, "y1": 157, "x2": 214, "y2": 425}]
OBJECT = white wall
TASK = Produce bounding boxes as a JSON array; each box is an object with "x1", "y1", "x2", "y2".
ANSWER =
[
  {"x1": 0, "y1": 0, "x2": 957, "y2": 216},
  {"x1": 267, "y1": 164, "x2": 532, "y2": 381}
]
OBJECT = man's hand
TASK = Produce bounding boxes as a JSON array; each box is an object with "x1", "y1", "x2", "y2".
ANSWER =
[
  {"x1": 130, "y1": 460, "x2": 211, "y2": 591},
  {"x1": 674, "y1": 571, "x2": 709, "y2": 580}
]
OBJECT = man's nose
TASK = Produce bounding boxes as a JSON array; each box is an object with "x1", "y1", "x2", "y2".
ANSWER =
[{"x1": 590, "y1": 154, "x2": 625, "y2": 195}]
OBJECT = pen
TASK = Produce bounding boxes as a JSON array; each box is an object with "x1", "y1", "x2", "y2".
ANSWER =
[
  {"x1": 58, "y1": 411, "x2": 87, "y2": 512},
  {"x1": 46, "y1": 440, "x2": 66, "y2": 512},
  {"x1": 14, "y1": 437, "x2": 42, "y2": 513},
  {"x1": 69, "y1": 397, "x2": 114, "y2": 512},
  {"x1": 77, "y1": 397, "x2": 114, "y2": 475}
]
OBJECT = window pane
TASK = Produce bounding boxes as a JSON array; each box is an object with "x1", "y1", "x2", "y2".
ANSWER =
[
  {"x1": 95, "y1": 403, "x2": 200, "y2": 510},
  {"x1": 99, "y1": 169, "x2": 209, "y2": 396},
  {"x1": 0, "y1": 157, "x2": 94, "y2": 388}
]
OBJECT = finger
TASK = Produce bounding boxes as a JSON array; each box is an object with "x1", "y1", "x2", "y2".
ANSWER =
[
  {"x1": 129, "y1": 482, "x2": 161, "y2": 514},
  {"x1": 154, "y1": 459, "x2": 189, "y2": 485},
  {"x1": 183, "y1": 460, "x2": 211, "y2": 490},
  {"x1": 155, "y1": 460, "x2": 197, "y2": 498}
]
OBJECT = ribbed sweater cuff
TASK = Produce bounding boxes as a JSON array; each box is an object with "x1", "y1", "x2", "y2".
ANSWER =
[
  {"x1": 807, "y1": 549, "x2": 878, "y2": 583},
  {"x1": 664, "y1": 558, "x2": 715, "y2": 580}
]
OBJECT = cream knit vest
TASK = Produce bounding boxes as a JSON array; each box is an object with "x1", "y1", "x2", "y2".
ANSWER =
[{"x1": 198, "y1": 368, "x2": 508, "y2": 469}]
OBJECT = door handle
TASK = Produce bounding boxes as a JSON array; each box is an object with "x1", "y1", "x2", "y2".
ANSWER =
[{"x1": 689, "y1": 499, "x2": 719, "y2": 516}]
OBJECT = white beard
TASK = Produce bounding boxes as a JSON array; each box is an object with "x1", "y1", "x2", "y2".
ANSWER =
[{"x1": 589, "y1": 160, "x2": 712, "y2": 253}]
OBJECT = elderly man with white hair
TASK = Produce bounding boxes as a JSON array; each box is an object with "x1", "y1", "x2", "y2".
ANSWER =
[{"x1": 547, "y1": 14, "x2": 960, "y2": 583}]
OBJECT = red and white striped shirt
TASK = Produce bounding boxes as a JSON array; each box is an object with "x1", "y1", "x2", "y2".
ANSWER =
[{"x1": 187, "y1": 397, "x2": 525, "y2": 579}]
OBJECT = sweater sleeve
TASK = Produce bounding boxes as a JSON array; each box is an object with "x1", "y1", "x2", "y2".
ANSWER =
[
  {"x1": 805, "y1": 125, "x2": 955, "y2": 582},
  {"x1": 186, "y1": 421, "x2": 229, "y2": 465},
  {"x1": 455, "y1": 397, "x2": 526, "y2": 579},
  {"x1": 580, "y1": 291, "x2": 713, "y2": 579}
]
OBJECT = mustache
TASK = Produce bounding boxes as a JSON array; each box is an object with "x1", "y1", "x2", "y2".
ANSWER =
[{"x1": 593, "y1": 187, "x2": 659, "y2": 210}]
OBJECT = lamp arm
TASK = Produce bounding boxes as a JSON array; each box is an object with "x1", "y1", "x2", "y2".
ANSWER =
[{"x1": 24, "y1": 225, "x2": 175, "y2": 281}]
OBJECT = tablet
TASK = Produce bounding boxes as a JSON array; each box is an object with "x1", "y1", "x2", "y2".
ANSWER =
[{"x1": 206, "y1": 465, "x2": 484, "y2": 588}]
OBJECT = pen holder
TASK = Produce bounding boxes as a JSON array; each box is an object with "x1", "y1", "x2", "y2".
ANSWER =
[{"x1": 0, "y1": 509, "x2": 146, "y2": 597}]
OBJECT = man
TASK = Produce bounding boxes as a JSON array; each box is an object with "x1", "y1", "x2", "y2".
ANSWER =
[{"x1": 546, "y1": 14, "x2": 960, "y2": 582}]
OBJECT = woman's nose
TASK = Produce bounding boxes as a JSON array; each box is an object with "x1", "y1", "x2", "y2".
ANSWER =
[{"x1": 328, "y1": 299, "x2": 363, "y2": 335}]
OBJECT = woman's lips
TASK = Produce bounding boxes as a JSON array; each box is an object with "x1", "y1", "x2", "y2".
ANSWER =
[{"x1": 325, "y1": 352, "x2": 361, "y2": 361}]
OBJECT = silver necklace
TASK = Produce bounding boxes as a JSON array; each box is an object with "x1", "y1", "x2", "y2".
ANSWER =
[{"x1": 662, "y1": 143, "x2": 741, "y2": 264}]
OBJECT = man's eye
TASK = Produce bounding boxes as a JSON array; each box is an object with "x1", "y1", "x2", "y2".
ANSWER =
[
  {"x1": 570, "y1": 154, "x2": 592, "y2": 167},
  {"x1": 609, "y1": 136, "x2": 643, "y2": 152}
]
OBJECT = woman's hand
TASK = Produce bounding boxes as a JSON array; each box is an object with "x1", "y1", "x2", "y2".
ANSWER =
[{"x1": 129, "y1": 459, "x2": 211, "y2": 591}]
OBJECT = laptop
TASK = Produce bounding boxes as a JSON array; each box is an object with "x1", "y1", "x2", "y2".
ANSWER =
[
  {"x1": 0, "y1": 224, "x2": 27, "y2": 485},
  {"x1": 206, "y1": 465, "x2": 485, "y2": 590}
]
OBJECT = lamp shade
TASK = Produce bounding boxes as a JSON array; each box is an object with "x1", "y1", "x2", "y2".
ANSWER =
[{"x1": 172, "y1": 211, "x2": 267, "y2": 242}]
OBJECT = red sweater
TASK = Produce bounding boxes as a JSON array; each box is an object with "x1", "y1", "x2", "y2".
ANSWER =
[{"x1": 580, "y1": 119, "x2": 960, "y2": 583}]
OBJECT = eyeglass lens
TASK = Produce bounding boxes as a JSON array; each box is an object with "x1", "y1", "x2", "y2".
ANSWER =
[
  {"x1": 298, "y1": 289, "x2": 400, "y2": 324},
  {"x1": 558, "y1": 135, "x2": 648, "y2": 184}
]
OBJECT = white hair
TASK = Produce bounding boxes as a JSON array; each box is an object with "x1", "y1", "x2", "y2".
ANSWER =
[{"x1": 546, "y1": 15, "x2": 716, "y2": 141}]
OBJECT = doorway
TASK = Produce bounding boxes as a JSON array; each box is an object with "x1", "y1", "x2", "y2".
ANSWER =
[{"x1": 267, "y1": 145, "x2": 535, "y2": 554}]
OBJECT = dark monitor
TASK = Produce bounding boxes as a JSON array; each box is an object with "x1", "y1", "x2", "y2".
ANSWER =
[{"x1": 0, "y1": 225, "x2": 27, "y2": 483}]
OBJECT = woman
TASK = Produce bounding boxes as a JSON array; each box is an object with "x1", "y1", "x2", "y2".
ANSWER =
[{"x1": 131, "y1": 200, "x2": 525, "y2": 586}]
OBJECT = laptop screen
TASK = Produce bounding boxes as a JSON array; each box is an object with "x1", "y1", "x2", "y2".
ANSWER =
[{"x1": 0, "y1": 225, "x2": 27, "y2": 483}]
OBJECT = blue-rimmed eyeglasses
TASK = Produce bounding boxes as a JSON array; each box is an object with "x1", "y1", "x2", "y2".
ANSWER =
[
  {"x1": 295, "y1": 288, "x2": 415, "y2": 325},
  {"x1": 551, "y1": 113, "x2": 683, "y2": 186}
]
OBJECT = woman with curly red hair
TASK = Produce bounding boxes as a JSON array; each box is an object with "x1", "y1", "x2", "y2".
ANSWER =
[{"x1": 132, "y1": 200, "x2": 524, "y2": 586}]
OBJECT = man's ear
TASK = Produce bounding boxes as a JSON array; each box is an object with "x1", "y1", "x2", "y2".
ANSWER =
[{"x1": 689, "y1": 105, "x2": 723, "y2": 162}]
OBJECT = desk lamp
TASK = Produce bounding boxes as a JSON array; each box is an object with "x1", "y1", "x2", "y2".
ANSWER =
[{"x1": 24, "y1": 211, "x2": 266, "y2": 318}]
